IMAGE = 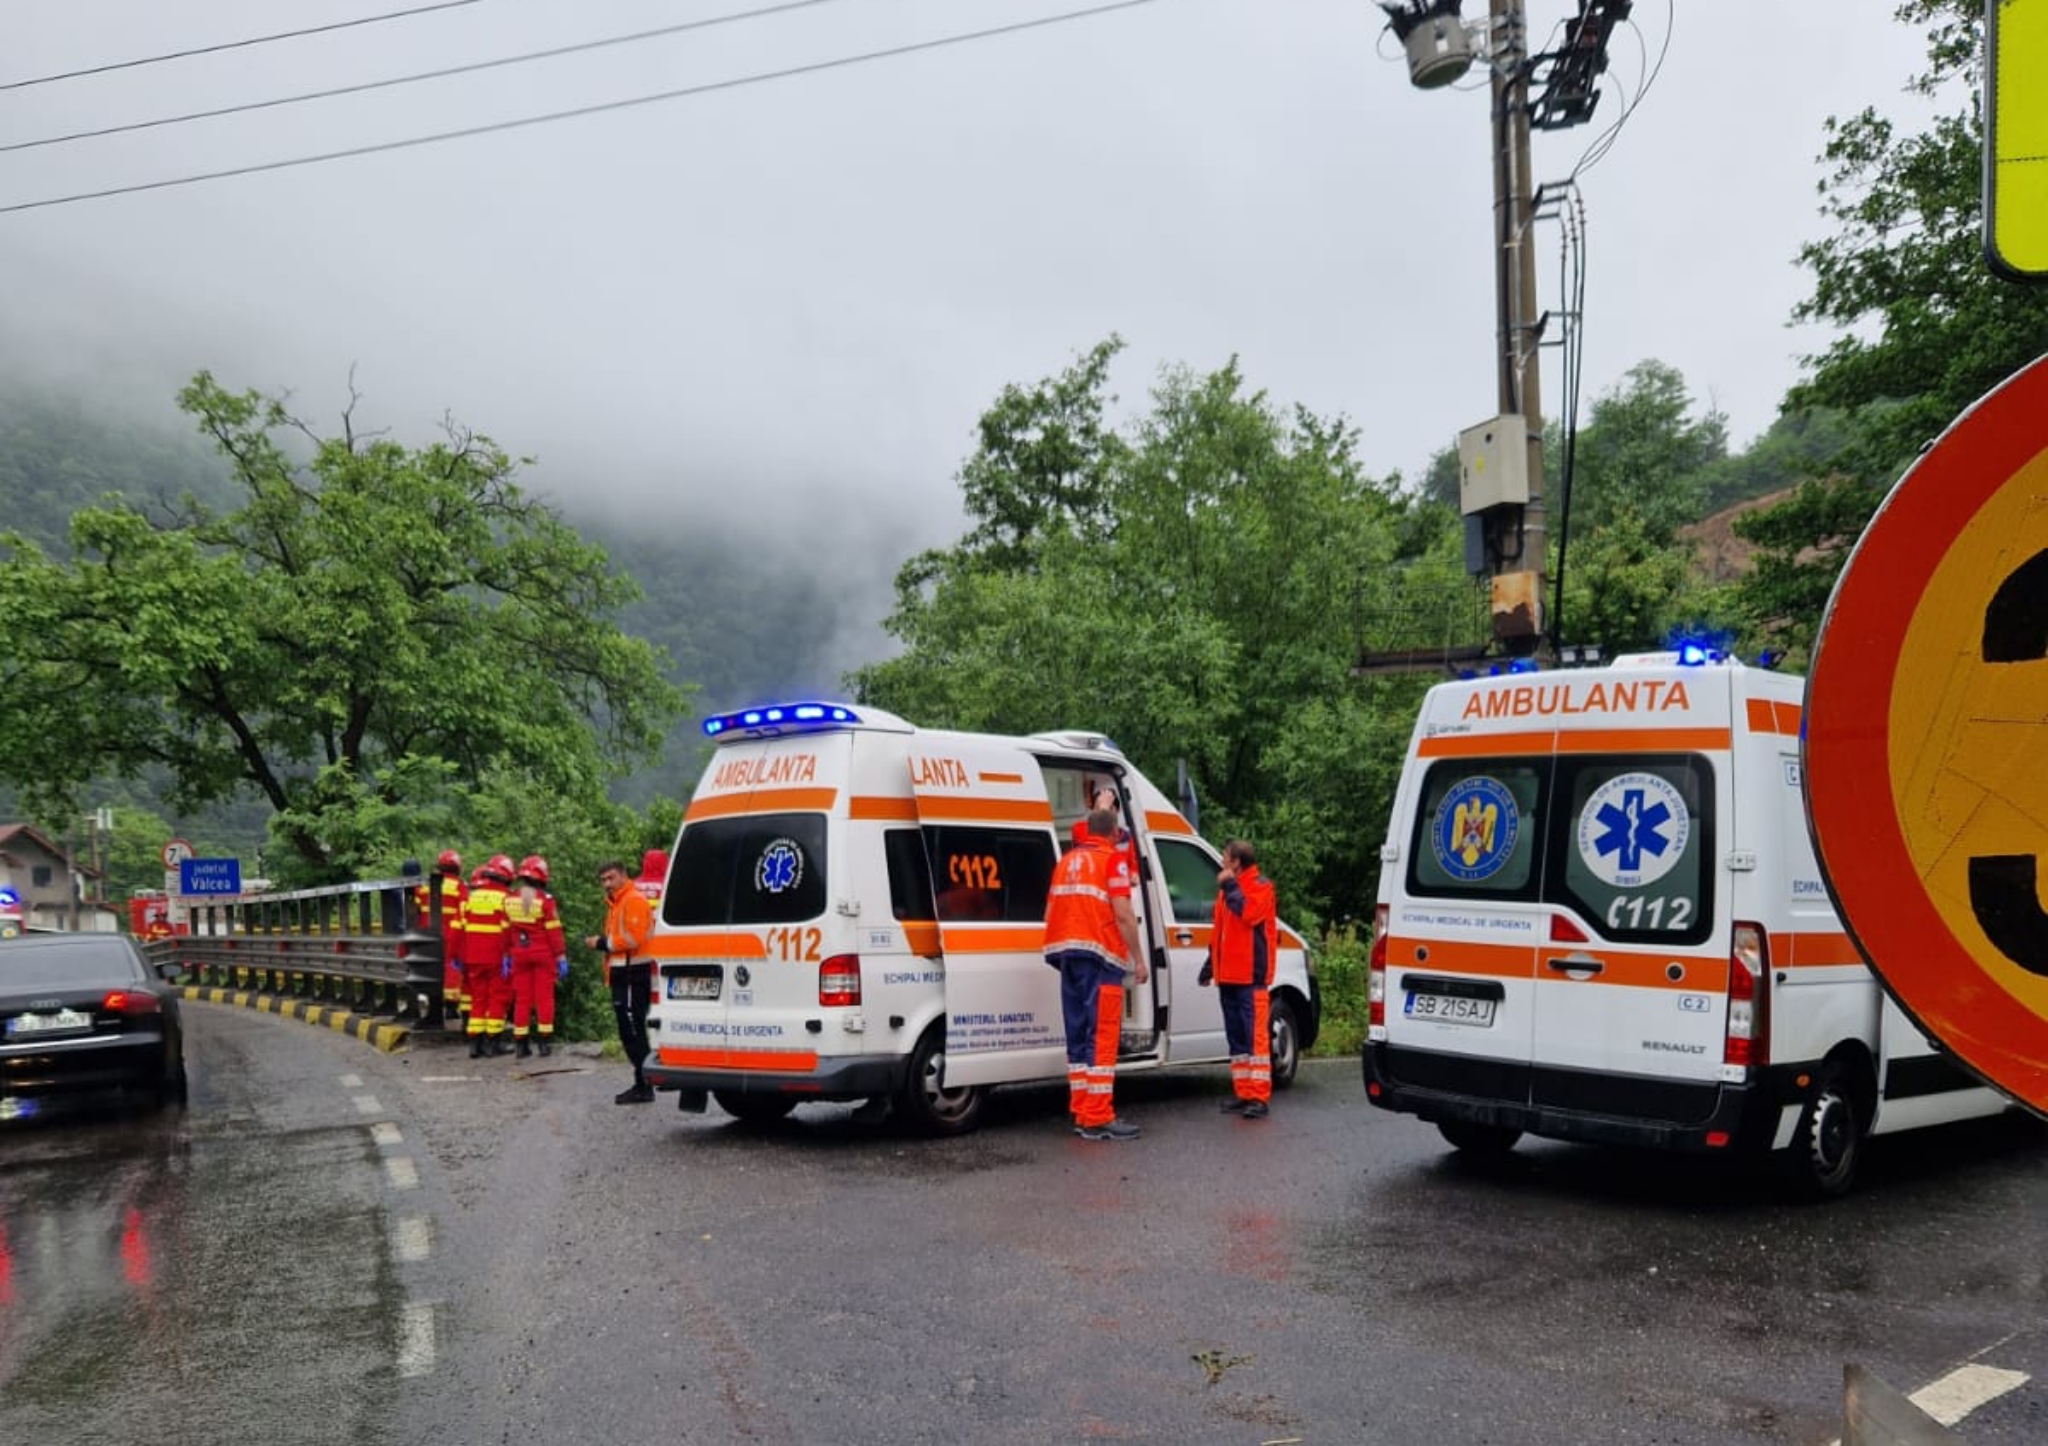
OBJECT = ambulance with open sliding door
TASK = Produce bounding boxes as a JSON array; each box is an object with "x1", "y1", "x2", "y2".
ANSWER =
[
  {"x1": 643, "y1": 702, "x2": 1321, "y2": 1134},
  {"x1": 1362, "y1": 649, "x2": 2009, "y2": 1196}
]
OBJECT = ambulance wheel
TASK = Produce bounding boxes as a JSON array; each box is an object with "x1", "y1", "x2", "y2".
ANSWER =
[
  {"x1": 899, "y1": 1026, "x2": 984, "y2": 1136},
  {"x1": 1268, "y1": 995, "x2": 1302, "y2": 1090},
  {"x1": 1437, "y1": 1119, "x2": 1521, "y2": 1155},
  {"x1": 713, "y1": 1091, "x2": 797, "y2": 1125},
  {"x1": 1786, "y1": 1062, "x2": 1867, "y2": 1200}
]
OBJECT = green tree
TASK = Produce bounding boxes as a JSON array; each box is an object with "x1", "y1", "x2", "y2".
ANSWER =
[
  {"x1": 853, "y1": 347, "x2": 1469, "y2": 921},
  {"x1": 0, "y1": 374, "x2": 686, "y2": 882},
  {"x1": 1557, "y1": 360, "x2": 1727, "y2": 547},
  {"x1": 1734, "y1": 0, "x2": 2048, "y2": 655}
]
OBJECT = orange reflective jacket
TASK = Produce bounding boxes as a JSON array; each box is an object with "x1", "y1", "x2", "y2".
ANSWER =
[
  {"x1": 1211, "y1": 865, "x2": 1276, "y2": 986},
  {"x1": 1043, "y1": 834, "x2": 1132, "y2": 967}
]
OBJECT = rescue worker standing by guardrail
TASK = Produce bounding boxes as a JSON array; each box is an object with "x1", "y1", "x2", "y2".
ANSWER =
[
  {"x1": 460, "y1": 857, "x2": 514, "y2": 1058},
  {"x1": 589, "y1": 859, "x2": 656, "y2": 1105},
  {"x1": 418, "y1": 850, "x2": 468, "y2": 1029},
  {"x1": 1210, "y1": 839, "x2": 1277, "y2": 1120},
  {"x1": 504, "y1": 855, "x2": 567, "y2": 1058},
  {"x1": 1044, "y1": 806, "x2": 1146, "y2": 1142}
]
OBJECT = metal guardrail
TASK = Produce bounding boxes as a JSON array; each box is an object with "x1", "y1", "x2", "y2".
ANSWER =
[{"x1": 141, "y1": 873, "x2": 455, "y2": 1030}]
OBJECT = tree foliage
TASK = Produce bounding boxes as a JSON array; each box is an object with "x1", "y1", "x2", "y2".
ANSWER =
[
  {"x1": 853, "y1": 343, "x2": 1469, "y2": 921},
  {"x1": 0, "y1": 374, "x2": 686, "y2": 881}
]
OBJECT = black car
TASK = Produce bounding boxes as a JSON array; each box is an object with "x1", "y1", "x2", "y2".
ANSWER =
[{"x1": 0, "y1": 932, "x2": 187, "y2": 1114}]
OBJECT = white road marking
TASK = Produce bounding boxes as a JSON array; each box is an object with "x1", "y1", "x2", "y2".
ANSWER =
[
  {"x1": 338, "y1": 1073, "x2": 362, "y2": 1088},
  {"x1": 1911, "y1": 1363, "x2": 2029, "y2": 1426},
  {"x1": 352, "y1": 1094, "x2": 382, "y2": 1114},
  {"x1": 393, "y1": 1215, "x2": 432, "y2": 1263},
  {"x1": 384, "y1": 1156, "x2": 419, "y2": 1190},
  {"x1": 396, "y1": 1302, "x2": 436, "y2": 1378},
  {"x1": 369, "y1": 1122, "x2": 402, "y2": 1149},
  {"x1": 1827, "y1": 1362, "x2": 2030, "y2": 1445}
]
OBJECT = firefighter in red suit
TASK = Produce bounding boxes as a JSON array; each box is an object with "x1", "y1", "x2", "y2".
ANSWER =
[
  {"x1": 415, "y1": 850, "x2": 468, "y2": 1026},
  {"x1": 1210, "y1": 839, "x2": 1278, "y2": 1118},
  {"x1": 458, "y1": 857, "x2": 513, "y2": 1057},
  {"x1": 1043, "y1": 806, "x2": 1146, "y2": 1141},
  {"x1": 634, "y1": 849, "x2": 667, "y2": 908},
  {"x1": 504, "y1": 855, "x2": 568, "y2": 1058}
]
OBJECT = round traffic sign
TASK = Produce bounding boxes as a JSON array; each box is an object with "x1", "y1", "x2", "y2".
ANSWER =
[
  {"x1": 160, "y1": 838, "x2": 195, "y2": 869},
  {"x1": 1805, "y1": 353, "x2": 2048, "y2": 1115}
]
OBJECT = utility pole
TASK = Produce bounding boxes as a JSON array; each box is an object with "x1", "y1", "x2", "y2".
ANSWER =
[
  {"x1": 1484, "y1": 0, "x2": 1546, "y2": 655},
  {"x1": 1371, "y1": 1, "x2": 1630, "y2": 669}
]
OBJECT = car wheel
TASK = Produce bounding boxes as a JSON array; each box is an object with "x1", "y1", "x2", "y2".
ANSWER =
[
  {"x1": 897, "y1": 1024, "x2": 984, "y2": 1136},
  {"x1": 712, "y1": 1090, "x2": 796, "y2": 1125},
  {"x1": 1268, "y1": 994, "x2": 1302, "y2": 1090},
  {"x1": 1437, "y1": 1119, "x2": 1522, "y2": 1155},
  {"x1": 1785, "y1": 1061, "x2": 1866, "y2": 1200}
]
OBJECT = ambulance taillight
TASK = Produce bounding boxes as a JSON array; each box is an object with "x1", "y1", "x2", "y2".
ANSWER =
[
  {"x1": 1368, "y1": 905, "x2": 1389, "y2": 1028},
  {"x1": 818, "y1": 955, "x2": 862, "y2": 1007},
  {"x1": 1724, "y1": 922, "x2": 1770, "y2": 1068}
]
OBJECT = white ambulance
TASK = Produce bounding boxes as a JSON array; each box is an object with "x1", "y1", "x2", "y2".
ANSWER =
[
  {"x1": 643, "y1": 702, "x2": 1322, "y2": 1133},
  {"x1": 1362, "y1": 648, "x2": 2009, "y2": 1196}
]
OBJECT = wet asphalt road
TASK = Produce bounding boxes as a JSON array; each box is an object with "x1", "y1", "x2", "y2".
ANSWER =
[{"x1": 4, "y1": 1003, "x2": 2048, "y2": 1446}]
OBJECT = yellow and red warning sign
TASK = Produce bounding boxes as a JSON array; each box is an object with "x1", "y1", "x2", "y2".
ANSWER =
[{"x1": 1805, "y1": 353, "x2": 2048, "y2": 1115}]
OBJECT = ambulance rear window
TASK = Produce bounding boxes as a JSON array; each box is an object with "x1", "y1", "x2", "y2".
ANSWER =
[
  {"x1": 1408, "y1": 761, "x2": 1543, "y2": 897},
  {"x1": 925, "y1": 825, "x2": 1057, "y2": 924},
  {"x1": 663, "y1": 814, "x2": 827, "y2": 926}
]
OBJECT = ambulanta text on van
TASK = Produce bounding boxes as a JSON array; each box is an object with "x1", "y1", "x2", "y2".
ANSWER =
[
  {"x1": 644, "y1": 703, "x2": 1321, "y2": 1134},
  {"x1": 1362, "y1": 650, "x2": 2008, "y2": 1196}
]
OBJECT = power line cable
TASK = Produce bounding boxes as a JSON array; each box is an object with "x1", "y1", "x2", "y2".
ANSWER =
[
  {"x1": 0, "y1": 0, "x2": 1162, "y2": 216},
  {"x1": 2, "y1": 0, "x2": 853, "y2": 155},
  {"x1": 1566, "y1": 0, "x2": 1671, "y2": 183},
  {"x1": 0, "y1": 0, "x2": 490, "y2": 92}
]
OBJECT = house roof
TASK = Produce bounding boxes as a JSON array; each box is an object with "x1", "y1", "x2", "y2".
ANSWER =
[{"x1": 0, "y1": 823, "x2": 103, "y2": 879}]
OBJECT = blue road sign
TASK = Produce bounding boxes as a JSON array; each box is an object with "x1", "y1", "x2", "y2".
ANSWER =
[{"x1": 179, "y1": 858, "x2": 242, "y2": 895}]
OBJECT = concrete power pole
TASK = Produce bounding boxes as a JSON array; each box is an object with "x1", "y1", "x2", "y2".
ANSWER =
[{"x1": 1484, "y1": 0, "x2": 1546, "y2": 655}]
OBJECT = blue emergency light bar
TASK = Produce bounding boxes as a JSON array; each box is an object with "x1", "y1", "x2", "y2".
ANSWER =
[{"x1": 701, "y1": 702, "x2": 862, "y2": 737}]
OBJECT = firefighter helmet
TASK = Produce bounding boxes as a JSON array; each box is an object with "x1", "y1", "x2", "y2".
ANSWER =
[
  {"x1": 484, "y1": 853, "x2": 515, "y2": 882},
  {"x1": 436, "y1": 849, "x2": 462, "y2": 874},
  {"x1": 517, "y1": 854, "x2": 549, "y2": 885}
]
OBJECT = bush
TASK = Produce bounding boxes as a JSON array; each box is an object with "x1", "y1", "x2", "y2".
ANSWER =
[{"x1": 1307, "y1": 921, "x2": 1370, "y2": 1058}]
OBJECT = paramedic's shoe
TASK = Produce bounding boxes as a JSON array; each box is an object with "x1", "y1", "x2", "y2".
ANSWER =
[
  {"x1": 1219, "y1": 1097, "x2": 1248, "y2": 1113},
  {"x1": 615, "y1": 1081, "x2": 655, "y2": 1105},
  {"x1": 1077, "y1": 1118, "x2": 1141, "y2": 1141},
  {"x1": 1239, "y1": 1101, "x2": 1269, "y2": 1120}
]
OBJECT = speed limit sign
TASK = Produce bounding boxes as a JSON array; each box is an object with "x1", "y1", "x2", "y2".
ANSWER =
[{"x1": 160, "y1": 838, "x2": 194, "y2": 869}]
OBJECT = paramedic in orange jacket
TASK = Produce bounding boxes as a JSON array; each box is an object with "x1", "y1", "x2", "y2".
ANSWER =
[
  {"x1": 1043, "y1": 807, "x2": 1147, "y2": 1141},
  {"x1": 458, "y1": 856, "x2": 513, "y2": 1058},
  {"x1": 588, "y1": 859, "x2": 657, "y2": 1105},
  {"x1": 1211, "y1": 839, "x2": 1278, "y2": 1118},
  {"x1": 504, "y1": 855, "x2": 568, "y2": 1058}
]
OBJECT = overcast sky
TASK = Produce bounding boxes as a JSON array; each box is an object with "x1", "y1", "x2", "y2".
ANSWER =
[{"x1": 2, "y1": 0, "x2": 1938, "y2": 559}]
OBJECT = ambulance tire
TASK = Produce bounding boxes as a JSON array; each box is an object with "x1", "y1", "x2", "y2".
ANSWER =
[
  {"x1": 1784, "y1": 1059, "x2": 1868, "y2": 1200},
  {"x1": 1268, "y1": 994, "x2": 1302, "y2": 1090},
  {"x1": 713, "y1": 1091, "x2": 797, "y2": 1125},
  {"x1": 898, "y1": 1025, "x2": 985, "y2": 1136},
  {"x1": 1436, "y1": 1119, "x2": 1522, "y2": 1156}
]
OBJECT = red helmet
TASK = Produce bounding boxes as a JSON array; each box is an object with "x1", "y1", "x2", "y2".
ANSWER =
[
  {"x1": 468, "y1": 866, "x2": 492, "y2": 887},
  {"x1": 484, "y1": 853, "x2": 515, "y2": 882},
  {"x1": 516, "y1": 854, "x2": 549, "y2": 885},
  {"x1": 436, "y1": 849, "x2": 462, "y2": 874}
]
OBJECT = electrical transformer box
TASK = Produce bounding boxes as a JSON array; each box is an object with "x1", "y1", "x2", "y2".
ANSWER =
[{"x1": 1457, "y1": 414, "x2": 1530, "y2": 515}]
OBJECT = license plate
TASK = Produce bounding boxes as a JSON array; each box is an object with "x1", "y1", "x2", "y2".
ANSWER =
[
  {"x1": 5, "y1": 1008, "x2": 93, "y2": 1038},
  {"x1": 664, "y1": 975, "x2": 720, "y2": 1001},
  {"x1": 1404, "y1": 992, "x2": 1496, "y2": 1027}
]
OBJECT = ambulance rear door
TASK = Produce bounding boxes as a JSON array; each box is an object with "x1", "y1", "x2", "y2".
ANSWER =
[
  {"x1": 907, "y1": 734, "x2": 1066, "y2": 1088},
  {"x1": 1526, "y1": 677, "x2": 1729, "y2": 1121},
  {"x1": 1379, "y1": 710, "x2": 1552, "y2": 1098},
  {"x1": 654, "y1": 732, "x2": 847, "y2": 1073}
]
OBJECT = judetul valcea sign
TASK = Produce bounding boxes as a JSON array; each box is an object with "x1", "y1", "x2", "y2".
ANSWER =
[{"x1": 1804, "y1": 353, "x2": 2048, "y2": 1115}]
